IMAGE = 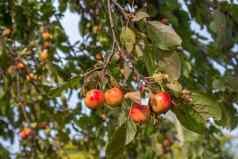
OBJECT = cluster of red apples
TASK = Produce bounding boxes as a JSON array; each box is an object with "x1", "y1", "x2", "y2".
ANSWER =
[
  {"x1": 84, "y1": 87, "x2": 172, "y2": 123},
  {"x1": 11, "y1": 30, "x2": 51, "y2": 81}
]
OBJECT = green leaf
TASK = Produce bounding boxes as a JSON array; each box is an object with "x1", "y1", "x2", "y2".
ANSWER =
[
  {"x1": 0, "y1": 46, "x2": 11, "y2": 69},
  {"x1": 0, "y1": 144, "x2": 10, "y2": 159},
  {"x1": 134, "y1": 44, "x2": 143, "y2": 57},
  {"x1": 125, "y1": 120, "x2": 137, "y2": 145},
  {"x1": 182, "y1": 60, "x2": 192, "y2": 78},
  {"x1": 173, "y1": 105, "x2": 206, "y2": 134},
  {"x1": 106, "y1": 124, "x2": 126, "y2": 159},
  {"x1": 212, "y1": 76, "x2": 238, "y2": 93},
  {"x1": 224, "y1": 76, "x2": 238, "y2": 92},
  {"x1": 132, "y1": 10, "x2": 150, "y2": 22},
  {"x1": 191, "y1": 92, "x2": 222, "y2": 121},
  {"x1": 171, "y1": 144, "x2": 187, "y2": 159},
  {"x1": 120, "y1": 27, "x2": 136, "y2": 53},
  {"x1": 219, "y1": 104, "x2": 238, "y2": 129},
  {"x1": 118, "y1": 111, "x2": 127, "y2": 127},
  {"x1": 46, "y1": 63, "x2": 64, "y2": 84},
  {"x1": 48, "y1": 75, "x2": 81, "y2": 98},
  {"x1": 63, "y1": 151, "x2": 94, "y2": 159},
  {"x1": 143, "y1": 44, "x2": 158, "y2": 75},
  {"x1": 106, "y1": 120, "x2": 137, "y2": 158},
  {"x1": 0, "y1": 93, "x2": 10, "y2": 116},
  {"x1": 159, "y1": 52, "x2": 181, "y2": 80},
  {"x1": 209, "y1": 10, "x2": 232, "y2": 49},
  {"x1": 76, "y1": 116, "x2": 91, "y2": 129},
  {"x1": 210, "y1": 10, "x2": 226, "y2": 34},
  {"x1": 228, "y1": 4, "x2": 238, "y2": 24},
  {"x1": 212, "y1": 79, "x2": 226, "y2": 91},
  {"x1": 166, "y1": 81, "x2": 183, "y2": 93},
  {"x1": 147, "y1": 21, "x2": 182, "y2": 50}
]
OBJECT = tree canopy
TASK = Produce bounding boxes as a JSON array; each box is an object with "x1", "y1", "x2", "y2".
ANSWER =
[{"x1": 0, "y1": 0, "x2": 238, "y2": 158}]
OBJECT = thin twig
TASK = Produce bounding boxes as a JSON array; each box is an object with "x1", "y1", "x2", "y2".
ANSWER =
[
  {"x1": 107, "y1": 0, "x2": 120, "y2": 50},
  {"x1": 102, "y1": 0, "x2": 122, "y2": 75},
  {"x1": 106, "y1": 0, "x2": 144, "y2": 84},
  {"x1": 83, "y1": 66, "x2": 103, "y2": 77},
  {"x1": 103, "y1": 41, "x2": 116, "y2": 70},
  {"x1": 54, "y1": 15, "x2": 85, "y2": 68},
  {"x1": 111, "y1": 0, "x2": 129, "y2": 21},
  {"x1": 16, "y1": 73, "x2": 31, "y2": 123}
]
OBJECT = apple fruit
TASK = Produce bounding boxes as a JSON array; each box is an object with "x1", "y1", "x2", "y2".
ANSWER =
[
  {"x1": 16, "y1": 62, "x2": 25, "y2": 70},
  {"x1": 42, "y1": 31, "x2": 51, "y2": 40},
  {"x1": 129, "y1": 103, "x2": 150, "y2": 123},
  {"x1": 26, "y1": 73, "x2": 37, "y2": 81},
  {"x1": 84, "y1": 89, "x2": 104, "y2": 109},
  {"x1": 150, "y1": 92, "x2": 171, "y2": 113},
  {"x1": 95, "y1": 52, "x2": 103, "y2": 61},
  {"x1": 43, "y1": 41, "x2": 50, "y2": 49},
  {"x1": 19, "y1": 128, "x2": 33, "y2": 139},
  {"x1": 39, "y1": 50, "x2": 48, "y2": 62},
  {"x1": 104, "y1": 87, "x2": 124, "y2": 107}
]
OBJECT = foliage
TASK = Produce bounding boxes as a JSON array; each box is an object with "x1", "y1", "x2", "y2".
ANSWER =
[{"x1": 0, "y1": 0, "x2": 238, "y2": 158}]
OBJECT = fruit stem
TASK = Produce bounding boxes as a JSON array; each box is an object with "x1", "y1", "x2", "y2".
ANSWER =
[{"x1": 159, "y1": 83, "x2": 165, "y2": 92}]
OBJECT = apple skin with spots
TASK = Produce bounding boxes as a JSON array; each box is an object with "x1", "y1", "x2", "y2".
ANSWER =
[
  {"x1": 104, "y1": 87, "x2": 124, "y2": 107},
  {"x1": 150, "y1": 92, "x2": 171, "y2": 113},
  {"x1": 129, "y1": 103, "x2": 150, "y2": 123},
  {"x1": 84, "y1": 89, "x2": 104, "y2": 109}
]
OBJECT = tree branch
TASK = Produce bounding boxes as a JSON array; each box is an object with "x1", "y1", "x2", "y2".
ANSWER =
[
  {"x1": 107, "y1": 0, "x2": 120, "y2": 50},
  {"x1": 111, "y1": 0, "x2": 129, "y2": 21}
]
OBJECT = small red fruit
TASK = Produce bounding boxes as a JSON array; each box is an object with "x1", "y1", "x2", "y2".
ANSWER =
[
  {"x1": 43, "y1": 41, "x2": 50, "y2": 49},
  {"x1": 84, "y1": 89, "x2": 104, "y2": 109},
  {"x1": 16, "y1": 62, "x2": 25, "y2": 70},
  {"x1": 39, "y1": 50, "x2": 48, "y2": 62},
  {"x1": 19, "y1": 128, "x2": 33, "y2": 139},
  {"x1": 104, "y1": 87, "x2": 124, "y2": 107},
  {"x1": 129, "y1": 103, "x2": 150, "y2": 123},
  {"x1": 42, "y1": 31, "x2": 51, "y2": 41},
  {"x1": 26, "y1": 73, "x2": 38, "y2": 81},
  {"x1": 150, "y1": 92, "x2": 171, "y2": 113},
  {"x1": 95, "y1": 52, "x2": 103, "y2": 61}
]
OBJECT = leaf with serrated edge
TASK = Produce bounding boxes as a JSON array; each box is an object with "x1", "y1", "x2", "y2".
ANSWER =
[
  {"x1": 147, "y1": 21, "x2": 182, "y2": 50},
  {"x1": 48, "y1": 75, "x2": 81, "y2": 98},
  {"x1": 125, "y1": 120, "x2": 137, "y2": 145},
  {"x1": 191, "y1": 92, "x2": 222, "y2": 121},
  {"x1": 173, "y1": 105, "x2": 206, "y2": 134},
  {"x1": 106, "y1": 124, "x2": 126, "y2": 159},
  {"x1": 132, "y1": 11, "x2": 150, "y2": 22},
  {"x1": 118, "y1": 111, "x2": 127, "y2": 127},
  {"x1": 159, "y1": 52, "x2": 181, "y2": 81},
  {"x1": 120, "y1": 27, "x2": 136, "y2": 53}
]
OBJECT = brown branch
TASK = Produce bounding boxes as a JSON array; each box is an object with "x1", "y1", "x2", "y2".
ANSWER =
[
  {"x1": 101, "y1": 0, "x2": 122, "y2": 76},
  {"x1": 83, "y1": 66, "x2": 103, "y2": 77},
  {"x1": 105, "y1": 0, "x2": 144, "y2": 84},
  {"x1": 16, "y1": 73, "x2": 31, "y2": 124},
  {"x1": 103, "y1": 41, "x2": 116, "y2": 74},
  {"x1": 107, "y1": 0, "x2": 120, "y2": 50},
  {"x1": 111, "y1": 0, "x2": 129, "y2": 21}
]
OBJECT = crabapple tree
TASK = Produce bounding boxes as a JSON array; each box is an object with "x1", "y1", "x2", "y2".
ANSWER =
[{"x1": 0, "y1": 0, "x2": 238, "y2": 159}]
